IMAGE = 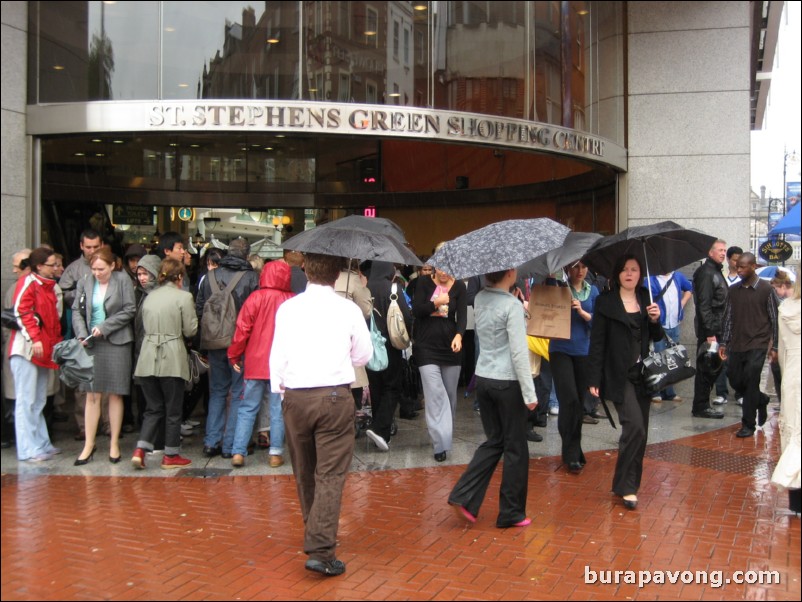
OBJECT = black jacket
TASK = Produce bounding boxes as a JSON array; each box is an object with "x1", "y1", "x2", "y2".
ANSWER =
[
  {"x1": 366, "y1": 261, "x2": 413, "y2": 338},
  {"x1": 195, "y1": 255, "x2": 259, "y2": 320},
  {"x1": 692, "y1": 257, "x2": 728, "y2": 339},
  {"x1": 587, "y1": 287, "x2": 664, "y2": 404}
]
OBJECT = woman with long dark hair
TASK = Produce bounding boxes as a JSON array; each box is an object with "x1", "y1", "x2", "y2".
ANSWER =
[{"x1": 587, "y1": 254, "x2": 663, "y2": 510}]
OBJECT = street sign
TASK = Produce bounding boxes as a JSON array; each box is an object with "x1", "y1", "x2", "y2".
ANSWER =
[
  {"x1": 177, "y1": 207, "x2": 193, "y2": 221},
  {"x1": 113, "y1": 205, "x2": 154, "y2": 226},
  {"x1": 759, "y1": 239, "x2": 793, "y2": 263}
]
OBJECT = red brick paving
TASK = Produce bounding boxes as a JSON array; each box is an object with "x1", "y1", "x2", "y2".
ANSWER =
[{"x1": 1, "y1": 420, "x2": 799, "y2": 601}]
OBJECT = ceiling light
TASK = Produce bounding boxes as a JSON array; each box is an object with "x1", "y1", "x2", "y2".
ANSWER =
[
  {"x1": 53, "y1": 65, "x2": 65, "y2": 71},
  {"x1": 267, "y1": 37, "x2": 279, "y2": 44}
]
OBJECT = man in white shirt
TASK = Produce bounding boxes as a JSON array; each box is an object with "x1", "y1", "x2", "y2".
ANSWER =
[{"x1": 270, "y1": 253, "x2": 372, "y2": 578}]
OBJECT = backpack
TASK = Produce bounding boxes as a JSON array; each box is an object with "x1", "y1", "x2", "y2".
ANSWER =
[
  {"x1": 200, "y1": 270, "x2": 245, "y2": 350},
  {"x1": 387, "y1": 282, "x2": 411, "y2": 350}
]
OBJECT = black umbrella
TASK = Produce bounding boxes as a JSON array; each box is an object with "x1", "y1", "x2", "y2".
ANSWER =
[
  {"x1": 317, "y1": 215, "x2": 408, "y2": 243},
  {"x1": 582, "y1": 221, "x2": 716, "y2": 303},
  {"x1": 428, "y1": 218, "x2": 570, "y2": 279},
  {"x1": 282, "y1": 224, "x2": 421, "y2": 266},
  {"x1": 517, "y1": 232, "x2": 602, "y2": 278}
]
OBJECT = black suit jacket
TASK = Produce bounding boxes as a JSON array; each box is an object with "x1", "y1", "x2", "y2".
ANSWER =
[{"x1": 587, "y1": 287, "x2": 664, "y2": 404}]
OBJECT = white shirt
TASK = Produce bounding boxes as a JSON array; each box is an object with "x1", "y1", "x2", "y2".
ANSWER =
[{"x1": 270, "y1": 283, "x2": 373, "y2": 392}]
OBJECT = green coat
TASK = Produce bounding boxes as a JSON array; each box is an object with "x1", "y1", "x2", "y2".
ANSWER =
[{"x1": 134, "y1": 282, "x2": 197, "y2": 379}]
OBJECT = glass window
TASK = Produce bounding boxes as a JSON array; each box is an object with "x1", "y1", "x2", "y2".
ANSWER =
[{"x1": 31, "y1": 1, "x2": 159, "y2": 103}]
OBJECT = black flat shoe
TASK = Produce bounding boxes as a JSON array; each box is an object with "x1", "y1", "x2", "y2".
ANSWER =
[
  {"x1": 434, "y1": 451, "x2": 447, "y2": 462},
  {"x1": 567, "y1": 461, "x2": 583, "y2": 474},
  {"x1": 109, "y1": 455, "x2": 121, "y2": 464},
  {"x1": 305, "y1": 558, "x2": 346, "y2": 577},
  {"x1": 202, "y1": 446, "x2": 222, "y2": 458},
  {"x1": 736, "y1": 427, "x2": 755, "y2": 438},
  {"x1": 692, "y1": 408, "x2": 724, "y2": 419},
  {"x1": 622, "y1": 495, "x2": 638, "y2": 510},
  {"x1": 526, "y1": 429, "x2": 543, "y2": 442}
]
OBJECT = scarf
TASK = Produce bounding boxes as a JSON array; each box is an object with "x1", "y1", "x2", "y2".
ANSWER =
[{"x1": 570, "y1": 280, "x2": 591, "y2": 302}]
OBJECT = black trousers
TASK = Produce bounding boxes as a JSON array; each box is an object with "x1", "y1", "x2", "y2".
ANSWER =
[
  {"x1": 366, "y1": 346, "x2": 403, "y2": 440},
  {"x1": 727, "y1": 348, "x2": 768, "y2": 431},
  {"x1": 612, "y1": 382, "x2": 651, "y2": 497},
  {"x1": 692, "y1": 337, "x2": 719, "y2": 413},
  {"x1": 137, "y1": 376, "x2": 184, "y2": 455},
  {"x1": 550, "y1": 352, "x2": 589, "y2": 466},
  {"x1": 448, "y1": 377, "x2": 529, "y2": 527}
]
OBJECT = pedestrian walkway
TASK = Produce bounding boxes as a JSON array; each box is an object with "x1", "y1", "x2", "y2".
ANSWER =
[{"x1": 1, "y1": 382, "x2": 799, "y2": 600}]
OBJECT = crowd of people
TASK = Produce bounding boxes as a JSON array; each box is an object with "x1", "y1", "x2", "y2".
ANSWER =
[{"x1": 2, "y1": 228, "x2": 798, "y2": 576}]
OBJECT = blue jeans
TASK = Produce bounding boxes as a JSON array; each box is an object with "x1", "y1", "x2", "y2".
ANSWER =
[
  {"x1": 205, "y1": 349, "x2": 244, "y2": 451},
  {"x1": 235, "y1": 379, "x2": 284, "y2": 456},
  {"x1": 10, "y1": 356, "x2": 55, "y2": 461},
  {"x1": 653, "y1": 325, "x2": 680, "y2": 400}
]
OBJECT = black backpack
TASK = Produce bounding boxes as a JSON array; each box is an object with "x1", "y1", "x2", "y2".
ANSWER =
[{"x1": 200, "y1": 270, "x2": 245, "y2": 350}]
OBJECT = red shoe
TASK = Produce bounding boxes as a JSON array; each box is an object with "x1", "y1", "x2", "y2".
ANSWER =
[
  {"x1": 161, "y1": 454, "x2": 192, "y2": 470},
  {"x1": 131, "y1": 448, "x2": 146, "y2": 470}
]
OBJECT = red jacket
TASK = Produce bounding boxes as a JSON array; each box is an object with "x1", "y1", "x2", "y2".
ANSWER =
[
  {"x1": 9, "y1": 273, "x2": 62, "y2": 369},
  {"x1": 228, "y1": 261, "x2": 294, "y2": 380}
]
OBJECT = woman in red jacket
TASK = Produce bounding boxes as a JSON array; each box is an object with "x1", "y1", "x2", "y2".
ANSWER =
[
  {"x1": 9, "y1": 247, "x2": 63, "y2": 462},
  {"x1": 227, "y1": 260, "x2": 294, "y2": 468}
]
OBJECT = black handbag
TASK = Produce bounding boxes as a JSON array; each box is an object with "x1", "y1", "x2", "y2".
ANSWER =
[
  {"x1": 1, "y1": 308, "x2": 39, "y2": 331},
  {"x1": 641, "y1": 334, "x2": 696, "y2": 394}
]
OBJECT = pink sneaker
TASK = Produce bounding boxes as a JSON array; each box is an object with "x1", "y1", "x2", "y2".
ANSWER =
[{"x1": 450, "y1": 503, "x2": 477, "y2": 524}]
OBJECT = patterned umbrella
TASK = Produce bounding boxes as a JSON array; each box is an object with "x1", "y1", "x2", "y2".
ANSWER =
[{"x1": 428, "y1": 218, "x2": 571, "y2": 280}]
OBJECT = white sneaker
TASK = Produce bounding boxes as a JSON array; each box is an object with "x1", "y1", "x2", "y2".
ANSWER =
[
  {"x1": 736, "y1": 397, "x2": 743, "y2": 406},
  {"x1": 711, "y1": 396, "x2": 727, "y2": 405},
  {"x1": 365, "y1": 429, "x2": 389, "y2": 451},
  {"x1": 186, "y1": 419, "x2": 201, "y2": 427},
  {"x1": 549, "y1": 406, "x2": 559, "y2": 416},
  {"x1": 651, "y1": 396, "x2": 663, "y2": 403},
  {"x1": 180, "y1": 422, "x2": 194, "y2": 436}
]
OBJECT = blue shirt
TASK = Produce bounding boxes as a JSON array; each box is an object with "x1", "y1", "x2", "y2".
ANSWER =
[
  {"x1": 646, "y1": 272, "x2": 692, "y2": 328},
  {"x1": 549, "y1": 284, "x2": 599, "y2": 356}
]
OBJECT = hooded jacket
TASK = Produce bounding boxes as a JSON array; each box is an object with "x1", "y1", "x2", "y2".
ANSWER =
[
  {"x1": 227, "y1": 260, "x2": 294, "y2": 380},
  {"x1": 195, "y1": 254, "x2": 259, "y2": 320},
  {"x1": 9, "y1": 272, "x2": 62, "y2": 369}
]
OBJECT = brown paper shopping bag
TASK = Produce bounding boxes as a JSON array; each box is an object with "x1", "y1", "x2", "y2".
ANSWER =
[{"x1": 526, "y1": 284, "x2": 571, "y2": 340}]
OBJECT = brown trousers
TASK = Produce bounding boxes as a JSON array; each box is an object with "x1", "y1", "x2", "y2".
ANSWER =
[{"x1": 282, "y1": 385, "x2": 354, "y2": 562}]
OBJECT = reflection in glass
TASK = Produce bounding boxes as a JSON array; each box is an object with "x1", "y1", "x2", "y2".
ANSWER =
[{"x1": 30, "y1": 1, "x2": 624, "y2": 144}]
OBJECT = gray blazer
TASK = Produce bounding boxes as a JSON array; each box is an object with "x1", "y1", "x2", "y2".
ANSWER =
[{"x1": 72, "y1": 271, "x2": 136, "y2": 345}]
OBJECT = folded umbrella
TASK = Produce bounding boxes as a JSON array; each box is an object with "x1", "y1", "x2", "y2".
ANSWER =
[
  {"x1": 428, "y1": 218, "x2": 570, "y2": 280},
  {"x1": 51, "y1": 336, "x2": 94, "y2": 389}
]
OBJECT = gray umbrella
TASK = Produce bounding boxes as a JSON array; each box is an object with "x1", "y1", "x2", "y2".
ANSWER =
[
  {"x1": 517, "y1": 232, "x2": 602, "y2": 278},
  {"x1": 582, "y1": 221, "x2": 716, "y2": 302},
  {"x1": 428, "y1": 218, "x2": 570, "y2": 280},
  {"x1": 317, "y1": 215, "x2": 408, "y2": 243},
  {"x1": 282, "y1": 224, "x2": 422, "y2": 266},
  {"x1": 51, "y1": 336, "x2": 94, "y2": 389}
]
